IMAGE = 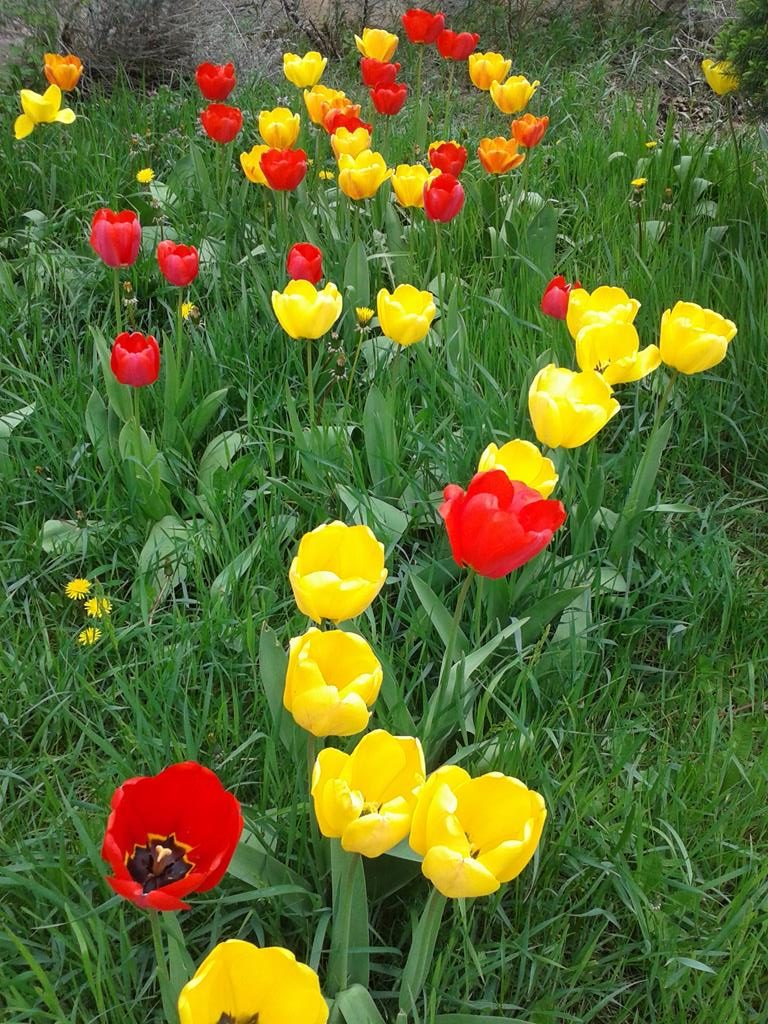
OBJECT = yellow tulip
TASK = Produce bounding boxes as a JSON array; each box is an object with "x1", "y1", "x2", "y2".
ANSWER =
[
  {"x1": 390, "y1": 163, "x2": 439, "y2": 207},
  {"x1": 283, "y1": 51, "x2": 328, "y2": 88},
  {"x1": 43, "y1": 53, "x2": 83, "y2": 91},
  {"x1": 601, "y1": 345, "x2": 662, "y2": 386},
  {"x1": 271, "y1": 281, "x2": 342, "y2": 340},
  {"x1": 468, "y1": 51, "x2": 511, "y2": 90},
  {"x1": 337, "y1": 149, "x2": 392, "y2": 200},
  {"x1": 331, "y1": 126, "x2": 372, "y2": 160},
  {"x1": 409, "y1": 766, "x2": 546, "y2": 898},
  {"x1": 14, "y1": 84, "x2": 75, "y2": 140},
  {"x1": 659, "y1": 301, "x2": 737, "y2": 375},
  {"x1": 489, "y1": 75, "x2": 539, "y2": 114},
  {"x1": 701, "y1": 59, "x2": 738, "y2": 96},
  {"x1": 178, "y1": 940, "x2": 328, "y2": 1024},
  {"x1": 354, "y1": 27, "x2": 399, "y2": 62},
  {"x1": 289, "y1": 521, "x2": 388, "y2": 622},
  {"x1": 240, "y1": 144, "x2": 270, "y2": 185},
  {"x1": 258, "y1": 107, "x2": 301, "y2": 149},
  {"x1": 304, "y1": 84, "x2": 347, "y2": 125},
  {"x1": 528, "y1": 364, "x2": 621, "y2": 449},
  {"x1": 377, "y1": 284, "x2": 436, "y2": 347},
  {"x1": 566, "y1": 285, "x2": 641, "y2": 340},
  {"x1": 284, "y1": 628, "x2": 383, "y2": 737},
  {"x1": 477, "y1": 439, "x2": 558, "y2": 498},
  {"x1": 311, "y1": 730, "x2": 425, "y2": 857}
]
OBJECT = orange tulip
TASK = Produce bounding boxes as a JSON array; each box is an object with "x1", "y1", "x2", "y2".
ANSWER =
[
  {"x1": 477, "y1": 137, "x2": 526, "y2": 175},
  {"x1": 511, "y1": 113, "x2": 549, "y2": 149},
  {"x1": 43, "y1": 53, "x2": 83, "y2": 91}
]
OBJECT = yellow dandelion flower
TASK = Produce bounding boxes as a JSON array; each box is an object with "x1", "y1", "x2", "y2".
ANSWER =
[
  {"x1": 631, "y1": 177, "x2": 648, "y2": 188},
  {"x1": 319, "y1": 169, "x2": 335, "y2": 180},
  {"x1": 78, "y1": 626, "x2": 102, "y2": 645},
  {"x1": 644, "y1": 140, "x2": 658, "y2": 149},
  {"x1": 181, "y1": 301, "x2": 198, "y2": 320},
  {"x1": 356, "y1": 306, "x2": 374, "y2": 325},
  {"x1": 84, "y1": 596, "x2": 112, "y2": 618},
  {"x1": 136, "y1": 167, "x2": 155, "y2": 184},
  {"x1": 65, "y1": 578, "x2": 91, "y2": 600}
]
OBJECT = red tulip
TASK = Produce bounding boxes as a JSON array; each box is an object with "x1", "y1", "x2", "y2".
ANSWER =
[
  {"x1": 360, "y1": 57, "x2": 401, "y2": 88},
  {"x1": 156, "y1": 240, "x2": 199, "y2": 287},
  {"x1": 428, "y1": 141, "x2": 468, "y2": 176},
  {"x1": 370, "y1": 82, "x2": 408, "y2": 115},
  {"x1": 439, "y1": 470, "x2": 567, "y2": 579},
  {"x1": 101, "y1": 761, "x2": 243, "y2": 911},
  {"x1": 424, "y1": 172, "x2": 464, "y2": 222},
  {"x1": 436, "y1": 30, "x2": 480, "y2": 60},
  {"x1": 195, "y1": 61, "x2": 236, "y2": 101},
  {"x1": 402, "y1": 8, "x2": 445, "y2": 44},
  {"x1": 260, "y1": 148, "x2": 308, "y2": 191},
  {"x1": 286, "y1": 242, "x2": 323, "y2": 284},
  {"x1": 323, "y1": 109, "x2": 372, "y2": 135},
  {"x1": 89, "y1": 209, "x2": 141, "y2": 268},
  {"x1": 200, "y1": 103, "x2": 242, "y2": 143},
  {"x1": 541, "y1": 275, "x2": 581, "y2": 320},
  {"x1": 110, "y1": 331, "x2": 160, "y2": 388}
]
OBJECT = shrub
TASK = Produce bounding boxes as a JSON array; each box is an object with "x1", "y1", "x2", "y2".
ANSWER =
[{"x1": 718, "y1": 0, "x2": 768, "y2": 115}]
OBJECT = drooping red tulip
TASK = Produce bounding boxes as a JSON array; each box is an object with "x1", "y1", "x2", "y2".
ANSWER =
[
  {"x1": 360, "y1": 57, "x2": 401, "y2": 88},
  {"x1": 370, "y1": 82, "x2": 408, "y2": 116},
  {"x1": 110, "y1": 332, "x2": 160, "y2": 388},
  {"x1": 541, "y1": 275, "x2": 581, "y2": 320},
  {"x1": 323, "y1": 109, "x2": 372, "y2": 135},
  {"x1": 423, "y1": 172, "x2": 465, "y2": 222},
  {"x1": 439, "y1": 470, "x2": 566, "y2": 578},
  {"x1": 195, "y1": 62, "x2": 236, "y2": 101},
  {"x1": 89, "y1": 209, "x2": 141, "y2": 268},
  {"x1": 286, "y1": 242, "x2": 323, "y2": 285},
  {"x1": 428, "y1": 141, "x2": 468, "y2": 177},
  {"x1": 402, "y1": 8, "x2": 446, "y2": 44},
  {"x1": 436, "y1": 30, "x2": 480, "y2": 60},
  {"x1": 200, "y1": 103, "x2": 242, "y2": 143},
  {"x1": 156, "y1": 241, "x2": 199, "y2": 287},
  {"x1": 260, "y1": 148, "x2": 308, "y2": 191},
  {"x1": 101, "y1": 761, "x2": 243, "y2": 911}
]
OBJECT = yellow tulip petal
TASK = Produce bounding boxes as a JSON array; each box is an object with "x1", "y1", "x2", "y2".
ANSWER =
[
  {"x1": 602, "y1": 344, "x2": 661, "y2": 385},
  {"x1": 422, "y1": 846, "x2": 500, "y2": 898},
  {"x1": 292, "y1": 686, "x2": 371, "y2": 737},
  {"x1": 341, "y1": 809, "x2": 411, "y2": 857},
  {"x1": 14, "y1": 114, "x2": 35, "y2": 139},
  {"x1": 409, "y1": 765, "x2": 472, "y2": 855},
  {"x1": 55, "y1": 108, "x2": 76, "y2": 124}
]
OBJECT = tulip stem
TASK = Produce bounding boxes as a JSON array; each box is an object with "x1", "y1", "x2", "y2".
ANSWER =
[
  {"x1": 345, "y1": 329, "x2": 365, "y2": 405},
  {"x1": 306, "y1": 341, "x2": 315, "y2": 424},
  {"x1": 327, "y1": 843, "x2": 361, "y2": 996},
  {"x1": 434, "y1": 223, "x2": 446, "y2": 346},
  {"x1": 176, "y1": 290, "x2": 184, "y2": 374},
  {"x1": 652, "y1": 369, "x2": 676, "y2": 435},
  {"x1": 149, "y1": 912, "x2": 178, "y2": 1024},
  {"x1": 443, "y1": 63, "x2": 455, "y2": 137},
  {"x1": 440, "y1": 572, "x2": 472, "y2": 690},
  {"x1": 113, "y1": 269, "x2": 123, "y2": 334},
  {"x1": 398, "y1": 887, "x2": 448, "y2": 1015},
  {"x1": 726, "y1": 97, "x2": 744, "y2": 204},
  {"x1": 414, "y1": 47, "x2": 425, "y2": 155}
]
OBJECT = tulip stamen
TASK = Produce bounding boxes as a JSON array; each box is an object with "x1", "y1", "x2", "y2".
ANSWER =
[
  {"x1": 126, "y1": 832, "x2": 193, "y2": 894},
  {"x1": 217, "y1": 1015, "x2": 259, "y2": 1024}
]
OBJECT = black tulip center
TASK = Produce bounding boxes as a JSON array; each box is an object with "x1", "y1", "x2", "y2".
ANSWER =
[{"x1": 126, "y1": 833, "x2": 192, "y2": 894}]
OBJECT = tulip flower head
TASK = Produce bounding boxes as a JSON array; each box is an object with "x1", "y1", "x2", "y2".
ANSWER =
[
  {"x1": 178, "y1": 940, "x2": 328, "y2": 1024},
  {"x1": 323, "y1": 108, "x2": 369, "y2": 135},
  {"x1": 90, "y1": 208, "x2": 141, "y2": 268},
  {"x1": 258, "y1": 107, "x2": 301, "y2": 149},
  {"x1": 428, "y1": 140, "x2": 468, "y2": 176},
  {"x1": 401, "y1": 8, "x2": 445, "y2": 44},
  {"x1": 284, "y1": 51, "x2": 328, "y2": 88},
  {"x1": 156, "y1": 241, "x2": 199, "y2": 288},
  {"x1": 478, "y1": 439, "x2": 558, "y2": 498},
  {"x1": 566, "y1": 285, "x2": 640, "y2": 341},
  {"x1": 200, "y1": 103, "x2": 242, "y2": 143},
  {"x1": 303, "y1": 85, "x2": 349, "y2": 125},
  {"x1": 440, "y1": 470, "x2": 566, "y2": 578},
  {"x1": 312, "y1": 730, "x2": 425, "y2": 857},
  {"x1": 659, "y1": 301, "x2": 737, "y2": 375},
  {"x1": 195, "y1": 61, "x2": 236, "y2": 101},
  {"x1": 490, "y1": 75, "x2": 539, "y2": 114},
  {"x1": 701, "y1": 59, "x2": 738, "y2": 96},
  {"x1": 360, "y1": 57, "x2": 401, "y2": 88},
  {"x1": 14, "y1": 84, "x2": 75, "y2": 140},
  {"x1": 511, "y1": 113, "x2": 549, "y2": 149},
  {"x1": 101, "y1": 761, "x2": 243, "y2": 911},
  {"x1": 337, "y1": 149, "x2": 393, "y2": 200},
  {"x1": 377, "y1": 284, "x2": 436, "y2": 346},
  {"x1": 528, "y1": 364, "x2": 621, "y2": 449},
  {"x1": 285, "y1": 628, "x2": 383, "y2": 737},
  {"x1": 468, "y1": 51, "x2": 511, "y2": 90},
  {"x1": 391, "y1": 163, "x2": 440, "y2": 207},
  {"x1": 354, "y1": 27, "x2": 399, "y2": 62},
  {"x1": 240, "y1": 144, "x2": 270, "y2": 185},
  {"x1": 541, "y1": 275, "x2": 580, "y2": 320},
  {"x1": 423, "y1": 172, "x2": 465, "y2": 221},
  {"x1": 289, "y1": 521, "x2": 387, "y2": 622},
  {"x1": 370, "y1": 81, "x2": 408, "y2": 115},
  {"x1": 43, "y1": 53, "x2": 83, "y2": 91},
  {"x1": 477, "y1": 136, "x2": 526, "y2": 175},
  {"x1": 110, "y1": 332, "x2": 160, "y2": 388},
  {"x1": 331, "y1": 126, "x2": 372, "y2": 160},
  {"x1": 272, "y1": 281, "x2": 342, "y2": 341},
  {"x1": 409, "y1": 765, "x2": 546, "y2": 898},
  {"x1": 436, "y1": 30, "x2": 480, "y2": 60},
  {"x1": 286, "y1": 242, "x2": 323, "y2": 285},
  {"x1": 260, "y1": 148, "x2": 308, "y2": 190}
]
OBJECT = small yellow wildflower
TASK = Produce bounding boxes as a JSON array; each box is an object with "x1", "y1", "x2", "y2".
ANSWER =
[
  {"x1": 356, "y1": 306, "x2": 374, "y2": 326},
  {"x1": 65, "y1": 578, "x2": 91, "y2": 600},
  {"x1": 78, "y1": 626, "x2": 102, "y2": 645},
  {"x1": 644, "y1": 141, "x2": 658, "y2": 149},
  {"x1": 84, "y1": 596, "x2": 112, "y2": 618},
  {"x1": 319, "y1": 169, "x2": 335, "y2": 180},
  {"x1": 631, "y1": 177, "x2": 648, "y2": 188},
  {"x1": 136, "y1": 167, "x2": 155, "y2": 184},
  {"x1": 181, "y1": 301, "x2": 199, "y2": 321}
]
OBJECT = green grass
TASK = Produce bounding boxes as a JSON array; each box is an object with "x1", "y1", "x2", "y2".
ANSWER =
[{"x1": 1, "y1": 16, "x2": 767, "y2": 1024}]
